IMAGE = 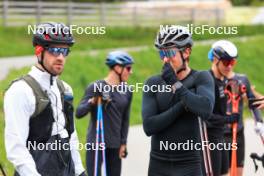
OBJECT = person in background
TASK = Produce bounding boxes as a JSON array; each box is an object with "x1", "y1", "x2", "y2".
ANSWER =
[{"x1": 76, "y1": 51, "x2": 134, "y2": 176}]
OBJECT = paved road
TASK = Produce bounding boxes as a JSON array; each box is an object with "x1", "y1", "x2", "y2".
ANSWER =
[
  {"x1": 122, "y1": 119, "x2": 264, "y2": 176},
  {"x1": 0, "y1": 46, "x2": 149, "y2": 81},
  {"x1": 0, "y1": 36, "x2": 256, "y2": 81},
  {"x1": 0, "y1": 55, "x2": 35, "y2": 80}
]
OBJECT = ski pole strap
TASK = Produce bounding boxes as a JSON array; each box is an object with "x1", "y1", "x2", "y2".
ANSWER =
[{"x1": 224, "y1": 79, "x2": 246, "y2": 114}]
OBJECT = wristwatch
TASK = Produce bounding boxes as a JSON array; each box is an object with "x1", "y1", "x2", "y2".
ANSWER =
[{"x1": 172, "y1": 81, "x2": 183, "y2": 93}]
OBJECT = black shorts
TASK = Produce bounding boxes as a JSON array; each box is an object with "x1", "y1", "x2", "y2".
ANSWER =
[
  {"x1": 223, "y1": 130, "x2": 245, "y2": 168},
  {"x1": 148, "y1": 157, "x2": 202, "y2": 176}
]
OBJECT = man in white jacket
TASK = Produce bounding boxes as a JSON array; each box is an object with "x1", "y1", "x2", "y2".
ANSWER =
[{"x1": 4, "y1": 22, "x2": 86, "y2": 176}]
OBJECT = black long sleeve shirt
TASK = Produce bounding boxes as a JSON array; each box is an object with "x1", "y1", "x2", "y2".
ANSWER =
[{"x1": 142, "y1": 70, "x2": 215, "y2": 162}]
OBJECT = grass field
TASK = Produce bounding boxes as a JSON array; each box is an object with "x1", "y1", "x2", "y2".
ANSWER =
[
  {"x1": 1, "y1": 34, "x2": 264, "y2": 174},
  {"x1": 1, "y1": 25, "x2": 264, "y2": 57}
]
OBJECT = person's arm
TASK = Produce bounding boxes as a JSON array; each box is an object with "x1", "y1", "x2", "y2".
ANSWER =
[
  {"x1": 120, "y1": 92, "x2": 133, "y2": 145},
  {"x1": 119, "y1": 92, "x2": 133, "y2": 159},
  {"x1": 4, "y1": 81, "x2": 41, "y2": 176},
  {"x1": 250, "y1": 86, "x2": 264, "y2": 110},
  {"x1": 142, "y1": 77, "x2": 185, "y2": 136},
  {"x1": 69, "y1": 130, "x2": 86, "y2": 176},
  {"x1": 244, "y1": 77, "x2": 263, "y2": 122},
  {"x1": 75, "y1": 83, "x2": 97, "y2": 118},
  {"x1": 253, "y1": 98, "x2": 264, "y2": 110},
  {"x1": 174, "y1": 71, "x2": 215, "y2": 120}
]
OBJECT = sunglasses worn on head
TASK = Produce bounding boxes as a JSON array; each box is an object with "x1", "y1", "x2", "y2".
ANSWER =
[
  {"x1": 221, "y1": 59, "x2": 236, "y2": 67},
  {"x1": 46, "y1": 47, "x2": 70, "y2": 57},
  {"x1": 159, "y1": 49, "x2": 177, "y2": 60}
]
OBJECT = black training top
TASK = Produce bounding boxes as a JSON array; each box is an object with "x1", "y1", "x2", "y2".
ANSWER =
[
  {"x1": 142, "y1": 70, "x2": 215, "y2": 162},
  {"x1": 224, "y1": 73, "x2": 256, "y2": 134},
  {"x1": 76, "y1": 80, "x2": 132, "y2": 148},
  {"x1": 206, "y1": 70, "x2": 228, "y2": 138}
]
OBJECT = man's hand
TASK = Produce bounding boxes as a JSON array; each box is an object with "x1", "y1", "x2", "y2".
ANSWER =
[
  {"x1": 119, "y1": 144, "x2": 128, "y2": 159},
  {"x1": 161, "y1": 63, "x2": 178, "y2": 85},
  {"x1": 88, "y1": 91, "x2": 112, "y2": 105}
]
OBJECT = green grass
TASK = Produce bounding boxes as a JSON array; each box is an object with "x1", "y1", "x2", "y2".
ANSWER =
[
  {"x1": 1, "y1": 34, "x2": 264, "y2": 174},
  {"x1": 1, "y1": 25, "x2": 264, "y2": 57}
]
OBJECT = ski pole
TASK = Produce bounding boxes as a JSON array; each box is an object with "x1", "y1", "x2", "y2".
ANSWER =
[
  {"x1": 94, "y1": 97, "x2": 101, "y2": 176},
  {"x1": 98, "y1": 98, "x2": 107, "y2": 176},
  {"x1": 230, "y1": 122, "x2": 238, "y2": 176},
  {"x1": 229, "y1": 91, "x2": 239, "y2": 176},
  {"x1": 198, "y1": 117, "x2": 213, "y2": 176},
  {"x1": 0, "y1": 163, "x2": 6, "y2": 176},
  {"x1": 94, "y1": 97, "x2": 107, "y2": 176},
  {"x1": 202, "y1": 121, "x2": 213, "y2": 176},
  {"x1": 224, "y1": 79, "x2": 246, "y2": 176}
]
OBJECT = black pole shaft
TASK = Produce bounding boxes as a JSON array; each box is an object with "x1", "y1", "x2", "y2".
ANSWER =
[{"x1": 0, "y1": 163, "x2": 6, "y2": 176}]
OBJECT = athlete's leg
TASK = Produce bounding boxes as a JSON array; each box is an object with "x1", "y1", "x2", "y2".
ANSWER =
[
  {"x1": 208, "y1": 135, "x2": 222, "y2": 175},
  {"x1": 106, "y1": 148, "x2": 121, "y2": 176},
  {"x1": 86, "y1": 149, "x2": 102, "y2": 176}
]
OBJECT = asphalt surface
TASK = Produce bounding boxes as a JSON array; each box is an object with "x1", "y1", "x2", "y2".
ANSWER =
[
  {"x1": 122, "y1": 120, "x2": 264, "y2": 176},
  {"x1": 0, "y1": 55, "x2": 35, "y2": 80}
]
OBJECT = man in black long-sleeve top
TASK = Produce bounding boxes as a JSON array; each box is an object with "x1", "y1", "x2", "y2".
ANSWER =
[
  {"x1": 142, "y1": 25, "x2": 215, "y2": 176},
  {"x1": 76, "y1": 51, "x2": 134, "y2": 176}
]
